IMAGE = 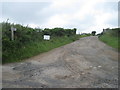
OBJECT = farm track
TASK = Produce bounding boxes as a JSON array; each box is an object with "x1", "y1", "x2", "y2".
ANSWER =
[{"x1": 2, "y1": 36, "x2": 118, "y2": 88}]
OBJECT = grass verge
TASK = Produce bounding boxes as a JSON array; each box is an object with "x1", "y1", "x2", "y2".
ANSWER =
[
  {"x1": 2, "y1": 35, "x2": 89, "y2": 64},
  {"x1": 99, "y1": 30, "x2": 119, "y2": 50}
]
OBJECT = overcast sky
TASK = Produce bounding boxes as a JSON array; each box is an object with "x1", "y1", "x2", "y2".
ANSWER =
[{"x1": 1, "y1": 0, "x2": 119, "y2": 34}]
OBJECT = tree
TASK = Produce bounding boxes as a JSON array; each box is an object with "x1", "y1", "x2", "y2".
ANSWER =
[{"x1": 91, "y1": 31, "x2": 96, "y2": 36}]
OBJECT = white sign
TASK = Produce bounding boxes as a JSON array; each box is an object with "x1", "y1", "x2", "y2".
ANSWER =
[
  {"x1": 11, "y1": 26, "x2": 17, "y2": 31},
  {"x1": 44, "y1": 35, "x2": 50, "y2": 40}
]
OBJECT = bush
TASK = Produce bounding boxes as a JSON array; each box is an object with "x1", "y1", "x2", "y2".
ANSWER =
[{"x1": 1, "y1": 22, "x2": 79, "y2": 64}]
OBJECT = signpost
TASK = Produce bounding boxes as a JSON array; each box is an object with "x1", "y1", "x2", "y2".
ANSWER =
[
  {"x1": 11, "y1": 26, "x2": 17, "y2": 40},
  {"x1": 43, "y1": 35, "x2": 50, "y2": 40}
]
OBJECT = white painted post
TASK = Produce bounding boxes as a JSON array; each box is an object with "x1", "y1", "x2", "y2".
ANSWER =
[
  {"x1": 11, "y1": 26, "x2": 14, "y2": 40},
  {"x1": 11, "y1": 28, "x2": 14, "y2": 40},
  {"x1": 11, "y1": 26, "x2": 17, "y2": 41}
]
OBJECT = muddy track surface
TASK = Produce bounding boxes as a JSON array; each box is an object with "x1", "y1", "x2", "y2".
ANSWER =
[{"x1": 2, "y1": 36, "x2": 118, "y2": 88}]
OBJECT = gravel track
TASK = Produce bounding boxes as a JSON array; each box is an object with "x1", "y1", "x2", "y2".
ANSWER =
[{"x1": 2, "y1": 36, "x2": 118, "y2": 88}]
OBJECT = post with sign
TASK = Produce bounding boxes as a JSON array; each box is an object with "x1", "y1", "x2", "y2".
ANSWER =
[
  {"x1": 44, "y1": 35, "x2": 50, "y2": 40},
  {"x1": 11, "y1": 26, "x2": 17, "y2": 41}
]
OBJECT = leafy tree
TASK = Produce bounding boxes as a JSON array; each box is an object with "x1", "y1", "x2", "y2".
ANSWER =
[{"x1": 91, "y1": 31, "x2": 96, "y2": 36}]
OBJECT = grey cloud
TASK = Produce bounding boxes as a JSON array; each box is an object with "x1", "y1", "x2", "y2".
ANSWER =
[
  {"x1": 2, "y1": 2, "x2": 51, "y2": 24},
  {"x1": 1, "y1": 1, "x2": 118, "y2": 33},
  {"x1": 94, "y1": 2, "x2": 118, "y2": 12}
]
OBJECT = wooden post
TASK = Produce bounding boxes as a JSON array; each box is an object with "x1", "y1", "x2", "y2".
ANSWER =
[
  {"x1": 11, "y1": 26, "x2": 16, "y2": 41},
  {"x1": 11, "y1": 28, "x2": 14, "y2": 40}
]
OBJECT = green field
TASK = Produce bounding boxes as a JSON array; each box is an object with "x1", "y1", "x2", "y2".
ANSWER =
[{"x1": 99, "y1": 28, "x2": 120, "y2": 50}]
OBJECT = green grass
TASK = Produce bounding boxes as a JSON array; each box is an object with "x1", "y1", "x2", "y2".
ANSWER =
[
  {"x1": 2, "y1": 35, "x2": 90, "y2": 64},
  {"x1": 99, "y1": 30, "x2": 119, "y2": 50}
]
